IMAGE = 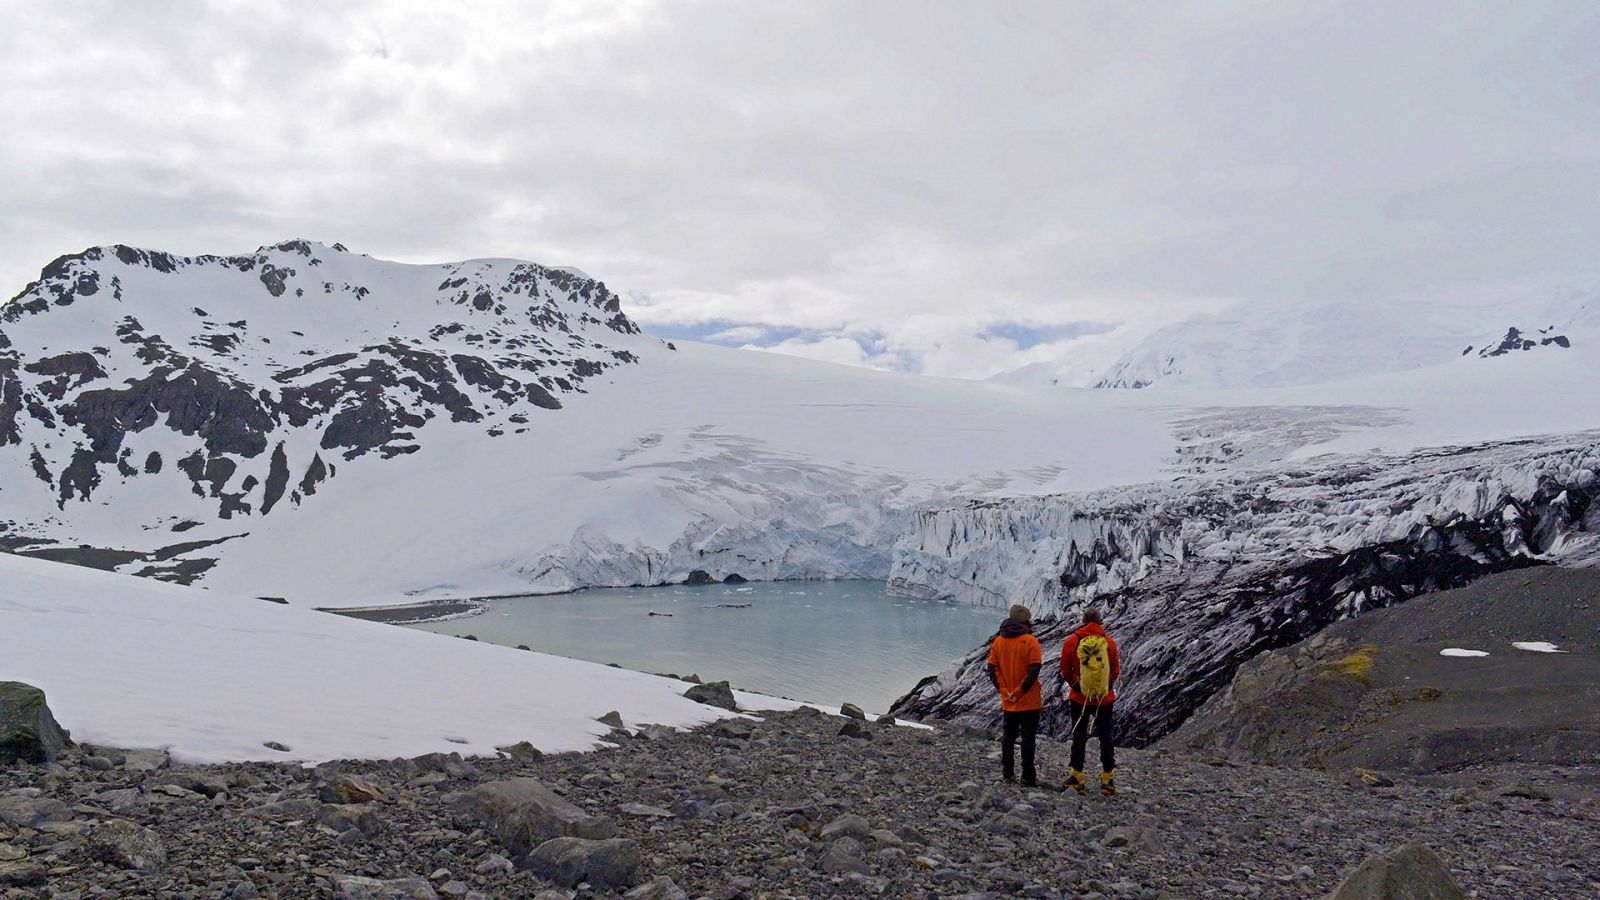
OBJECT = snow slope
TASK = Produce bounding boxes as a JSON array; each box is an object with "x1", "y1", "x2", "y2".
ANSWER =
[
  {"x1": 1092, "y1": 289, "x2": 1600, "y2": 389},
  {"x1": 0, "y1": 552, "x2": 795, "y2": 764}
]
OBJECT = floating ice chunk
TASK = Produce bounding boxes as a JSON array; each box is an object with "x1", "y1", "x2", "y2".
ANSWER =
[
  {"x1": 1440, "y1": 648, "x2": 1490, "y2": 657},
  {"x1": 1511, "y1": 641, "x2": 1566, "y2": 653}
]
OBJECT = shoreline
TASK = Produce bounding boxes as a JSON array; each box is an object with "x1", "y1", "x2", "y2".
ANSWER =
[
  {"x1": 320, "y1": 597, "x2": 492, "y2": 624},
  {"x1": 320, "y1": 575, "x2": 913, "y2": 625}
]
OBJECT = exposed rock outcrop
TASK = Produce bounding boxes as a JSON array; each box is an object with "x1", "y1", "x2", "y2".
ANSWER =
[
  {"x1": 0, "y1": 681, "x2": 68, "y2": 765},
  {"x1": 683, "y1": 681, "x2": 738, "y2": 711}
]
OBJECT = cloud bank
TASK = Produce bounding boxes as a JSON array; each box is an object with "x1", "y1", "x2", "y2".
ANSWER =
[{"x1": 3, "y1": 1, "x2": 1597, "y2": 380}]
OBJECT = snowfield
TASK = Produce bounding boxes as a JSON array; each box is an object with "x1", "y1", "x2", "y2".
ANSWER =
[
  {"x1": 0, "y1": 552, "x2": 798, "y2": 764},
  {"x1": 1091, "y1": 289, "x2": 1600, "y2": 390}
]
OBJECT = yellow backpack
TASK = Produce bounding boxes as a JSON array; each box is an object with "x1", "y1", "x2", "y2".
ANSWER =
[{"x1": 1077, "y1": 634, "x2": 1111, "y2": 702}]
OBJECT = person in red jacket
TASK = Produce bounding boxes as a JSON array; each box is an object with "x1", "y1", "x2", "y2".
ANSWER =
[
  {"x1": 1059, "y1": 607, "x2": 1121, "y2": 795},
  {"x1": 986, "y1": 603, "x2": 1043, "y2": 786}
]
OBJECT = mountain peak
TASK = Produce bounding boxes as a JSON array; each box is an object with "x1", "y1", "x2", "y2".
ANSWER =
[
  {"x1": 0, "y1": 241, "x2": 658, "y2": 532},
  {"x1": 253, "y1": 239, "x2": 352, "y2": 258},
  {"x1": 1464, "y1": 325, "x2": 1572, "y2": 358}
]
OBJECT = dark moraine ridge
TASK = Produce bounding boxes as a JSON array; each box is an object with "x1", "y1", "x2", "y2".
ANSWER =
[{"x1": 1169, "y1": 565, "x2": 1600, "y2": 773}]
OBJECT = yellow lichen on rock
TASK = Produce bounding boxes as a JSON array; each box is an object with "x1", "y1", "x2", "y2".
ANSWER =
[{"x1": 1318, "y1": 645, "x2": 1380, "y2": 687}]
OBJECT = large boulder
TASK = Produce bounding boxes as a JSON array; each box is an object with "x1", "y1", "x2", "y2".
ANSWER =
[
  {"x1": 317, "y1": 772, "x2": 387, "y2": 804},
  {"x1": 454, "y1": 778, "x2": 614, "y2": 857},
  {"x1": 145, "y1": 769, "x2": 231, "y2": 798},
  {"x1": 1326, "y1": 842, "x2": 1465, "y2": 899},
  {"x1": 625, "y1": 876, "x2": 690, "y2": 899},
  {"x1": 522, "y1": 836, "x2": 640, "y2": 890},
  {"x1": 683, "y1": 681, "x2": 738, "y2": 711},
  {"x1": 331, "y1": 875, "x2": 439, "y2": 899},
  {"x1": 0, "y1": 859, "x2": 46, "y2": 888},
  {"x1": 120, "y1": 748, "x2": 170, "y2": 772},
  {"x1": 0, "y1": 682, "x2": 69, "y2": 765},
  {"x1": 0, "y1": 792, "x2": 73, "y2": 828},
  {"x1": 320, "y1": 803, "x2": 382, "y2": 837},
  {"x1": 87, "y1": 819, "x2": 167, "y2": 871}
]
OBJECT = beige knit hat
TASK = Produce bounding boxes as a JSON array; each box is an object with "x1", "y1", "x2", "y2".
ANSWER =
[{"x1": 1008, "y1": 603, "x2": 1032, "y2": 624}]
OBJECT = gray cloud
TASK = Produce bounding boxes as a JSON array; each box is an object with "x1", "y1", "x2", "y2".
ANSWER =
[{"x1": 3, "y1": 0, "x2": 1597, "y2": 379}]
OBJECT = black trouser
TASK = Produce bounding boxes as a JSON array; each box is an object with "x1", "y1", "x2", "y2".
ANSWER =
[
  {"x1": 1068, "y1": 700, "x2": 1115, "y2": 773},
  {"x1": 1001, "y1": 709, "x2": 1040, "y2": 783}
]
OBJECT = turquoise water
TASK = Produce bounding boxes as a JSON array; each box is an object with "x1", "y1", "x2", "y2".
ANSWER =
[{"x1": 406, "y1": 580, "x2": 999, "y2": 714}]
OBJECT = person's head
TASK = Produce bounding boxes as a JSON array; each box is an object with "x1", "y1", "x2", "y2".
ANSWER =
[
  {"x1": 1082, "y1": 607, "x2": 1102, "y2": 625},
  {"x1": 1008, "y1": 603, "x2": 1032, "y2": 625}
]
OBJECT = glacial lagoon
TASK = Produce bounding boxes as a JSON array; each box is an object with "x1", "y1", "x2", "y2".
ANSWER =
[{"x1": 406, "y1": 579, "x2": 1000, "y2": 714}]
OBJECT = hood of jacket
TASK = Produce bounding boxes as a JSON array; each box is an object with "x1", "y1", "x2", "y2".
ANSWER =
[
  {"x1": 997, "y1": 617, "x2": 1032, "y2": 638},
  {"x1": 1073, "y1": 622, "x2": 1107, "y2": 640}
]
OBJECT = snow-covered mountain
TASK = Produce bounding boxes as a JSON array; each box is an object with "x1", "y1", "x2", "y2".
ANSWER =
[
  {"x1": 1092, "y1": 292, "x2": 1597, "y2": 390},
  {"x1": 1, "y1": 239, "x2": 648, "y2": 528}
]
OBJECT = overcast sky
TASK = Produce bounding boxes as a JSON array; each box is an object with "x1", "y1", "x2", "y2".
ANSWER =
[{"x1": 3, "y1": 1, "x2": 1598, "y2": 379}]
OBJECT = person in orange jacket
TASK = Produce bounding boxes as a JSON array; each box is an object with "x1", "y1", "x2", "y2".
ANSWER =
[
  {"x1": 986, "y1": 603, "x2": 1043, "y2": 786},
  {"x1": 1059, "y1": 606, "x2": 1121, "y2": 795}
]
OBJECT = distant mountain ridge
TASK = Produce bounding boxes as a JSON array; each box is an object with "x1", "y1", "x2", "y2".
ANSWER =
[
  {"x1": 1091, "y1": 293, "x2": 1596, "y2": 390},
  {"x1": 1465, "y1": 324, "x2": 1571, "y2": 358},
  {"x1": 1, "y1": 240, "x2": 656, "y2": 532}
]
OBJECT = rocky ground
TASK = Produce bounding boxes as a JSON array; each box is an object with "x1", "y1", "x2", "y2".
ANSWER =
[{"x1": 3, "y1": 707, "x2": 1598, "y2": 899}]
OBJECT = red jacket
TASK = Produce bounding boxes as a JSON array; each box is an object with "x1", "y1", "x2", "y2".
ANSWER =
[{"x1": 1060, "y1": 622, "x2": 1120, "y2": 705}]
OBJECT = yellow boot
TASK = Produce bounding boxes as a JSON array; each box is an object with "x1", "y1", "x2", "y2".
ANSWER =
[
  {"x1": 1065, "y1": 769, "x2": 1088, "y2": 795},
  {"x1": 1100, "y1": 769, "x2": 1116, "y2": 796}
]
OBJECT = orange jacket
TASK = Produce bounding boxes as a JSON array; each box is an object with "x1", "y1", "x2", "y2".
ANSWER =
[
  {"x1": 987, "y1": 631, "x2": 1043, "y2": 712},
  {"x1": 1060, "y1": 623, "x2": 1120, "y2": 705}
]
